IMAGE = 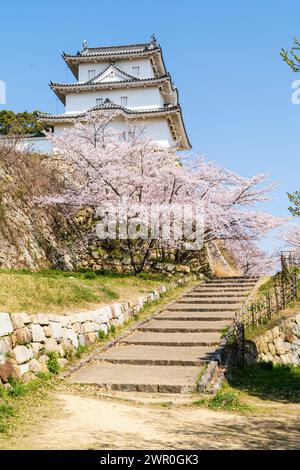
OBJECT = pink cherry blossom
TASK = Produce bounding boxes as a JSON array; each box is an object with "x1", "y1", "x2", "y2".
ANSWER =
[{"x1": 38, "y1": 112, "x2": 282, "y2": 274}]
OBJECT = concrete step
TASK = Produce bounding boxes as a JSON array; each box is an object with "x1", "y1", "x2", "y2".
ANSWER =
[
  {"x1": 157, "y1": 310, "x2": 234, "y2": 321},
  {"x1": 184, "y1": 293, "x2": 246, "y2": 298},
  {"x1": 193, "y1": 286, "x2": 250, "y2": 293},
  {"x1": 205, "y1": 279, "x2": 257, "y2": 284},
  {"x1": 68, "y1": 363, "x2": 200, "y2": 393},
  {"x1": 121, "y1": 331, "x2": 221, "y2": 347},
  {"x1": 138, "y1": 319, "x2": 229, "y2": 333},
  {"x1": 204, "y1": 283, "x2": 255, "y2": 289},
  {"x1": 169, "y1": 304, "x2": 240, "y2": 312},
  {"x1": 205, "y1": 277, "x2": 257, "y2": 284},
  {"x1": 178, "y1": 299, "x2": 243, "y2": 305},
  {"x1": 95, "y1": 344, "x2": 216, "y2": 366},
  {"x1": 212, "y1": 277, "x2": 258, "y2": 280}
]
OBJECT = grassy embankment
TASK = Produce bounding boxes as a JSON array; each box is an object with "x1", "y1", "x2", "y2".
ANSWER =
[{"x1": 0, "y1": 269, "x2": 179, "y2": 314}]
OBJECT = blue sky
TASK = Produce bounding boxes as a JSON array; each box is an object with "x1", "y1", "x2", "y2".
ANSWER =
[{"x1": 0, "y1": 0, "x2": 299, "y2": 249}]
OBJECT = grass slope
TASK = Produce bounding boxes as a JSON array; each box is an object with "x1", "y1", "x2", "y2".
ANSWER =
[{"x1": 0, "y1": 269, "x2": 175, "y2": 314}]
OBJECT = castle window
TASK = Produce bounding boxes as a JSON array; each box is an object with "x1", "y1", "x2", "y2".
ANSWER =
[
  {"x1": 120, "y1": 96, "x2": 128, "y2": 107},
  {"x1": 88, "y1": 69, "x2": 96, "y2": 80},
  {"x1": 96, "y1": 98, "x2": 104, "y2": 106},
  {"x1": 132, "y1": 66, "x2": 140, "y2": 77}
]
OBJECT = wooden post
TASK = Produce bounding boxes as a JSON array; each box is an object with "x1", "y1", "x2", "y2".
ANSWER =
[
  {"x1": 293, "y1": 272, "x2": 298, "y2": 300},
  {"x1": 235, "y1": 320, "x2": 245, "y2": 366},
  {"x1": 282, "y1": 277, "x2": 286, "y2": 309},
  {"x1": 267, "y1": 292, "x2": 272, "y2": 320},
  {"x1": 274, "y1": 281, "x2": 279, "y2": 314}
]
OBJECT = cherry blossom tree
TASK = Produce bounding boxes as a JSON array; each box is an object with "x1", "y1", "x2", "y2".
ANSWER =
[
  {"x1": 223, "y1": 239, "x2": 277, "y2": 277},
  {"x1": 40, "y1": 111, "x2": 282, "y2": 274},
  {"x1": 281, "y1": 225, "x2": 300, "y2": 251}
]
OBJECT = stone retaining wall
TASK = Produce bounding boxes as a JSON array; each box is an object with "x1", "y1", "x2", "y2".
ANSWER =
[
  {"x1": 244, "y1": 313, "x2": 300, "y2": 366},
  {"x1": 0, "y1": 277, "x2": 194, "y2": 386}
]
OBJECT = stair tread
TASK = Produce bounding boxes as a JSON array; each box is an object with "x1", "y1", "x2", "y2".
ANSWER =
[
  {"x1": 169, "y1": 303, "x2": 240, "y2": 311},
  {"x1": 139, "y1": 319, "x2": 229, "y2": 331},
  {"x1": 67, "y1": 277, "x2": 255, "y2": 394},
  {"x1": 121, "y1": 331, "x2": 221, "y2": 345},
  {"x1": 158, "y1": 310, "x2": 234, "y2": 320},
  {"x1": 96, "y1": 344, "x2": 216, "y2": 363},
  {"x1": 68, "y1": 363, "x2": 200, "y2": 391}
]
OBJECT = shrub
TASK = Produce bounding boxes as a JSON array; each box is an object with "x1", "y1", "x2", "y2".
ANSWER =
[
  {"x1": 7, "y1": 378, "x2": 27, "y2": 397},
  {"x1": 46, "y1": 352, "x2": 60, "y2": 375},
  {"x1": 109, "y1": 325, "x2": 116, "y2": 335},
  {"x1": 195, "y1": 385, "x2": 250, "y2": 412},
  {"x1": 83, "y1": 271, "x2": 97, "y2": 279},
  {"x1": 98, "y1": 330, "x2": 107, "y2": 340}
]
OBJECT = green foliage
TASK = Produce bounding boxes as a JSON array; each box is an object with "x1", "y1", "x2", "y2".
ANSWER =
[
  {"x1": 281, "y1": 37, "x2": 300, "y2": 72},
  {"x1": 0, "y1": 402, "x2": 15, "y2": 433},
  {"x1": 75, "y1": 344, "x2": 88, "y2": 359},
  {"x1": 98, "y1": 330, "x2": 107, "y2": 340},
  {"x1": 229, "y1": 363, "x2": 300, "y2": 402},
  {"x1": 288, "y1": 191, "x2": 300, "y2": 217},
  {"x1": 36, "y1": 371, "x2": 52, "y2": 381},
  {"x1": 0, "y1": 373, "x2": 54, "y2": 434},
  {"x1": 83, "y1": 271, "x2": 97, "y2": 279},
  {"x1": 109, "y1": 325, "x2": 116, "y2": 335},
  {"x1": 46, "y1": 352, "x2": 60, "y2": 375},
  {"x1": 7, "y1": 378, "x2": 27, "y2": 397},
  {"x1": 0, "y1": 110, "x2": 44, "y2": 136},
  {"x1": 195, "y1": 384, "x2": 250, "y2": 412},
  {"x1": 0, "y1": 268, "x2": 169, "y2": 314},
  {"x1": 99, "y1": 286, "x2": 119, "y2": 299},
  {"x1": 63, "y1": 348, "x2": 74, "y2": 361}
]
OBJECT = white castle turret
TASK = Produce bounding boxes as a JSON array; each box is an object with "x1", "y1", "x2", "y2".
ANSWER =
[{"x1": 38, "y1": 37, "x2": 191, "y2": 150}]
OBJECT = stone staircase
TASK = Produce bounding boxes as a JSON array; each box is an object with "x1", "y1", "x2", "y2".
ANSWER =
[{"x1": 69, "y1": 277, "x2": 258, "y2": 393}]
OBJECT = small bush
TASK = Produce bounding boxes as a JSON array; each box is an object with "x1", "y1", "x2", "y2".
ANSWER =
[
  {"x1": 83, "y1": 271, "x2": 97, "y2": 279},
  {"x1": 109, "y1": 325, "x2": 116, "y2": 335},
  {"x1": 46, "y1": 352, "x2": 60, "y2": 375},
  {"x1": 209, "y1": 390, "x2": 243, "y2": 410},
  {"x1": 98, "y1": 330, "x2": 107, "y2": 340},
  {"x1": 7, "y1": 378, "x2": 27, "y2": 397},
  {"x1": 36, "y1": 371, "x2": 52, "y2": 381},
  {"x1": 195, "y1": 385, "x2": 250, "y2": 412}
]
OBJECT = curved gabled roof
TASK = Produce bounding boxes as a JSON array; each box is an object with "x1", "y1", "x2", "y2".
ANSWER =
[
  {"x1": 63, "y1": 40, "x2": 167, "y2": 79},
  {"x1": 38, "y1": 101, "x2": 191, "y2": 150},
  {"x1": 85, "y1": 62, "x2": 139, "y2": 84},
  {"x1": 50, "y1": 74, "x2": 174, "y2": 105}
]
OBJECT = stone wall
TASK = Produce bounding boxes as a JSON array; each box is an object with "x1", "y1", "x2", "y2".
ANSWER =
[
  {"x1": 0, "y1": 277, "x2": 191, "y2": 386},
  {"x1": 244, "y1": 313, "x2": 300, "y2": 366}
]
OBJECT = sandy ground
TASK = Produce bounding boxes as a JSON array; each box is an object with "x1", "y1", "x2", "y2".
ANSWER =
[{"x1": 3, "y1": 388, "x2": 300, "y2": 450}]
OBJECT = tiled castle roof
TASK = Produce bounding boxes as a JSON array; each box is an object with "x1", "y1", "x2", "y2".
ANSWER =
[
  {"x1": 50, "y1": 74, "x2": 175, "y2": 105},
  {"x1": 62, "y1": 38, "x2": 167, "y2": 79},
  {"x1": 63, "y1": 41, "x2": 159, "y2": 58},
  {"x1": 38, "y1": 102, "x2": 178, "y2": 119},
  {"x1": 38, "y1": 100, "x2": 191, "y2": 150}
]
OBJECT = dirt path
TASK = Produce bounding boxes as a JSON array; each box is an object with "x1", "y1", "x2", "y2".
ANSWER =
[{"x1": 3, "y1": 388, "x2": 300, "y2": 450}]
